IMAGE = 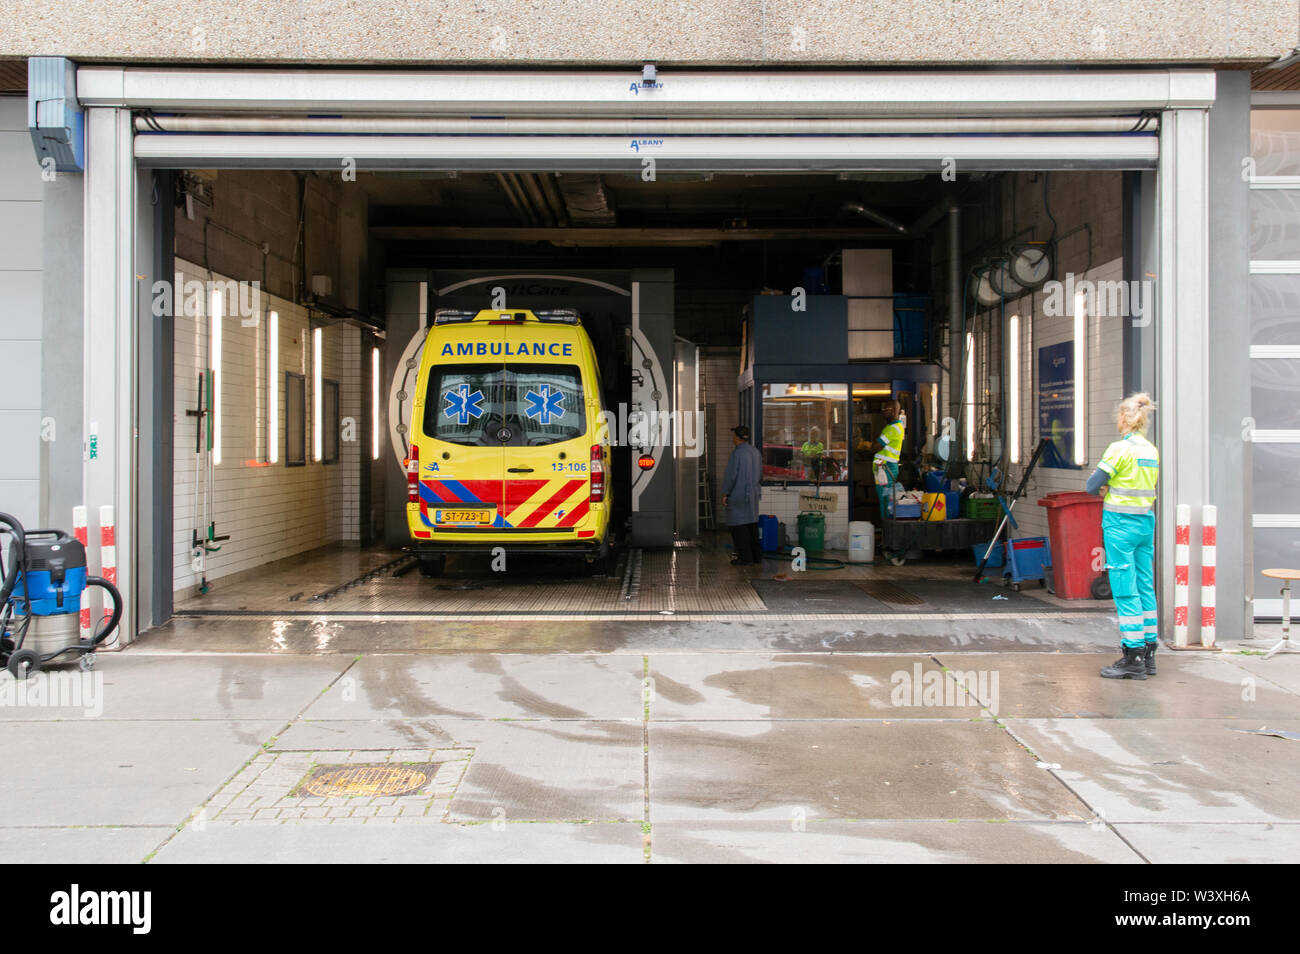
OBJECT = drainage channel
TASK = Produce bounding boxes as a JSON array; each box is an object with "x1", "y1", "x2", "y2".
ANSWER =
[
  {"x1": 622, "y1": 548, "x2": 643, "y2": 602},
  {"x1": 309, "y1": 554, "x2": 417, "y2": 602}
]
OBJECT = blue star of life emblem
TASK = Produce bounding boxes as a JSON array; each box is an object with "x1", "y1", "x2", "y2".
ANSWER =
[
  {"x1": 444, "y1": 383, "x2": 485, "y2": 426},
  {"x1": 523, "y1": 384, "x2": 565, "y2": 425}
]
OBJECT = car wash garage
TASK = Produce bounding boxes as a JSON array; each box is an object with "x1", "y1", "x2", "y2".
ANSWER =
[{"x1": 61, "y1": 67, "x2": 1224, "y2": 649}]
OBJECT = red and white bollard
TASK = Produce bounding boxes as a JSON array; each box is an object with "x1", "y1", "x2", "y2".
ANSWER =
[
  {"x1": 72, "y1": 506, "x2": 90, "y2": 641},
  {"x1": 1201, "y1": 504, "x2": 1217, "y2": 648},
  {"x1": 99, "y1": 505, "x2": 116, "y2": 638},
  {"x1": 1174, "y1": 504, "x2": 1191, "y2": 648}
]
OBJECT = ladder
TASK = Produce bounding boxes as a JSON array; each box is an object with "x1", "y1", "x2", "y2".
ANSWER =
[{"x1": 698, "y1": 460, "x2": 715, "y2": 530}]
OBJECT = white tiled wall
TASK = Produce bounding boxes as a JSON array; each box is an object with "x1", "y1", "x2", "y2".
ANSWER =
[
  {"x1": 699, "y1": 347, "x2": 741, "y2": 496},
  {"x1": 760, "y1": 486, "x2": 850, "y2": 550},
  {"x1": 1000, "y1": 256, "x2": 1127, "y2": 543},
  {"x1": 172, "y1": 258, "x2": 362, "y2": 594}
]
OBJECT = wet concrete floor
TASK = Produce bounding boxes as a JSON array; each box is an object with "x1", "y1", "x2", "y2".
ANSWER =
[
  {"x1": 5, "y1": 541, "x2": 1292, "y2": 863},
  {"x1": 1, "y1": 638, "x2": 1295, "y2": 863}
]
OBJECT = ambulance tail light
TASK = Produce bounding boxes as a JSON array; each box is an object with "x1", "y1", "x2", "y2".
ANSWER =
[
  {"x1": 406, "y1": 444, "x2": 420, "y2": 502},
  {"x1": 589, "y1": 444, "x2": 605, "y2": 503}
]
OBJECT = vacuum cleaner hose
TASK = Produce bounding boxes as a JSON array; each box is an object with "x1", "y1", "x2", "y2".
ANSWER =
[
  {"x1": 0, "y1": 512, "x2": 26, "y2": 607},
  {"x1": 86, "y1": 576, "x2": 122, "y2": 646}
]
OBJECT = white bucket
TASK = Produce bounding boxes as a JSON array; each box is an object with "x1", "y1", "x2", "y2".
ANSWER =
[{"x1": 848, "y1": 520, "x2": 875, "y2": 563}]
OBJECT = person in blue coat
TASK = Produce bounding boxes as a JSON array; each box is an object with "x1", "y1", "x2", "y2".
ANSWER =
[{"x1": 721, "y1": 425, "x2": 764, "y2": 565}]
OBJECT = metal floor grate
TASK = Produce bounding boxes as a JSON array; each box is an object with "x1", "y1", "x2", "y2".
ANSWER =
[{"x1": 856, "y1": 580, "x2": 926, "y2": 606}]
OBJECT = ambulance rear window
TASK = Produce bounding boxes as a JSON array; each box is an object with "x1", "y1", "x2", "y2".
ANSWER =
[
  {"x1": 425, "y1": 366, "x2": 506, "y2": 445},
  {"x1": 424, "y1": 364, "x2": 585, "y2": 446},
  {"x1": 511, "y1": 364, "x2": 585, "y2": 445}
]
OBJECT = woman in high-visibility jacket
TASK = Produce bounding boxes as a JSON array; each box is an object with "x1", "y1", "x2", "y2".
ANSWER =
[{"x1": 1087, "y1": 393, "x2": 1160, "y2": 680}]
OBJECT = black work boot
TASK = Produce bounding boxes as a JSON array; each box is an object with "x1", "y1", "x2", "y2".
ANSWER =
[
  {"x1": 1100, "y1": 646, "x2": 1148, "y2": 680},
  {"x1": 1143, "y1": 642, "x2": 1157, "y2": 676}
]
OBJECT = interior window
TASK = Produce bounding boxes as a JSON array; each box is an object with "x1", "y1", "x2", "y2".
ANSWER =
[
  {"x1": 760, "y1": 383, "x2": 849, "y2": 482},
  {"x1": 285, "y1": 371, "x2": 306, "y2": 466}
]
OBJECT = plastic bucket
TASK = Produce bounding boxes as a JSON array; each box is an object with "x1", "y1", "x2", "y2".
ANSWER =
[
  {"x1": 848, "y1": 520, "x2": 875, "y2": 563},
  {"x1": 922, "y1": 492, "x2": 947, "y2": 521},
  {"x1": 797, "y1": 511, "x2": 826, "y2": 553}
]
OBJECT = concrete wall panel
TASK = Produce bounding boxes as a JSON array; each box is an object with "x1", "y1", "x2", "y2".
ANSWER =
[{"x1": 0, "y1": 1, "x2": 1292, "y2": 65}]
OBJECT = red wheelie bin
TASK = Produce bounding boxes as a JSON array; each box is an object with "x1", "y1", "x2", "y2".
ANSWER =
[{"x1": 1037, "y1": 491, "x2": 1106, "y2": 599}]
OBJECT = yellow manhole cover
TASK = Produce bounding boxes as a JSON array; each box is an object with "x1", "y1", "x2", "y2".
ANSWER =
[{"x1": 299, "y1": 763, "x2": 435, "y2": 798}]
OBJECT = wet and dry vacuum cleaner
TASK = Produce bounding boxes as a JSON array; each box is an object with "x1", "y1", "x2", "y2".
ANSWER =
[{"x1": 0, "y1": 512, "x2": 121, "y2": 679}]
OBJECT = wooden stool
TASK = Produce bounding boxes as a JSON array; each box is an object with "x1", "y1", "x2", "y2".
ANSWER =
[{"x1": 1262, "y1": 569, "x2": 1300, "y2": 658}]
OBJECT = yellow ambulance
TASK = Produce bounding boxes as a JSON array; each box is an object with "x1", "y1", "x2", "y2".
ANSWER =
[{"x1": 405, "y1": 308, "x2": 613, "y2": 575}]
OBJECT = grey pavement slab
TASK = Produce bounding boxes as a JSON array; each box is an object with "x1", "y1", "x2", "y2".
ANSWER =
[
  {"x1": 0, "y1": 826, "x2": 171, "y2": 864},
  {"x1": 153, "y1": 819, "x2": 644, "y2": 863},
  {"x1": 648, "y1": 721, "x2": 1090, "y2": 822},
  {"x1": 1010, "y1": 719, "x2": 1300, "y2": 823},
  {"x1": 951, "y1": 652, "x2": 1300, "y2": 720},
  {"x1": 0, "y1": 654, "x2": 351, "y2": 722},
  {"x1": 1113, "y1": 822, "x2": 1300, "y2": 864},
  {"x1": 271, "y1": 718, "x2": 460, "y2": 751},
  {"x1": 651, "y1": 819, "x2": 1141, "y2": 864},
  {"x1": 5, "y1": 643, "x2": 1296, "y2": 863},
  {"x1": 297, "y1": 654, "x2": 645, "y2": 721},
  {"x1": 444, "y1": 720, "x2": 645, "y2": 823},
  {"x1": 648, "y1": 654, "x2": 987, "y2": 720},
  {"x1": 1218, "y1": 650, "x2": 1300, "y2": 697},
  {"x1": 0, "y1": 720, "x2": 280, "y2": 827}
]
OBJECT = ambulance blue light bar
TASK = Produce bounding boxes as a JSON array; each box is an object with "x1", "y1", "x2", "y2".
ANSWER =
[
  {"x1": 534, "y1": 309, "x2": 580, "y2": 324},
  {"x1": 433, "y1": 309, "x2": 477, "y2": 325}
]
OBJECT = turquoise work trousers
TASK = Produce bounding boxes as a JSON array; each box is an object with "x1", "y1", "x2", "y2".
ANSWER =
[
  {"x1": 1103, "y1": 509, "x2": 1158, "y2": 649},
  {"x1": 875, "y1": 461, "x2": 899, "y2": 522}
]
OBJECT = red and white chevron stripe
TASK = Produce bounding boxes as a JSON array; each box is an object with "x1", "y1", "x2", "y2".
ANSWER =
[
  {"x1": 1200, "y1": 504, "x2": 1217, "y2": 648},
  {"x1": 72, "y1": 505, "x2": 90, "y2": 641},
  {"x1": 1174, "y1": 503, "x2": 1190, "y2": 648}
]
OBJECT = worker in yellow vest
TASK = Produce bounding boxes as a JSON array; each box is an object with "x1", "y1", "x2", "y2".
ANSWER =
[
  {"x1": 873, "y1": 400, "x2": 905, "y2": 522},
  {"x1": 1087, "y1": 393, "x2": 1160, "y2": 680}
]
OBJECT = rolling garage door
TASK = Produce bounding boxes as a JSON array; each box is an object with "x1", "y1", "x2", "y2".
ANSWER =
[{"x1": 89, "y1": 68, "x2": 1173, "y2": 172}]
